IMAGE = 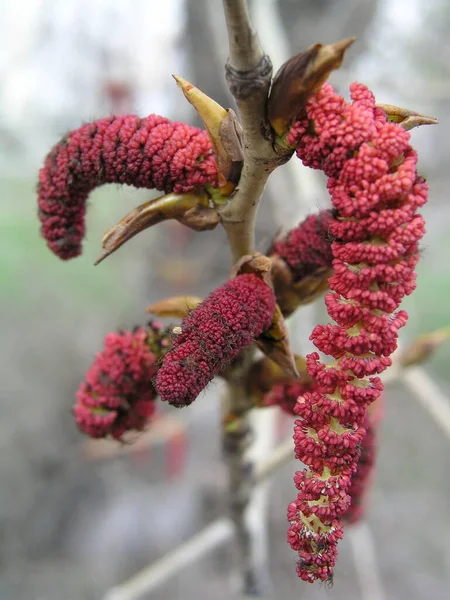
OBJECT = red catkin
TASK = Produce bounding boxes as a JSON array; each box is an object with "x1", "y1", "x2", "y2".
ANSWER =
[
  {"x1": 73, "y1": 322, "x2": 171, "y2": 440},
  {"x1": 156, "y1": 274, "x2": 276, "y2": 406},
  {"x1": 270, "y1": 210, "x2": 334, "y2": 281},
  {"x1": 38, "y1": 115, "x2": 218, "y2": 259},
  {"x1": 285, "y1": 82, "x2": 428, "y2": 583}
]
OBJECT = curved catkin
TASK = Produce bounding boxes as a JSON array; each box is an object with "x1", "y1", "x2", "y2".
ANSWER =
[
  {"x1": 37, "y1": 115, "x2": 218, "y2": 259},
  {"x1": 156, "y1": 274, "x2": 276, "y2": 406},
  {"x1": 285, "y1": 82, "x2": 428, "y2": 583}
]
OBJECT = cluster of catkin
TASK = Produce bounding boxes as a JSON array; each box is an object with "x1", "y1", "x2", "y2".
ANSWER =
[{"x1": 37, "y1": 80, "x2": 427, "y2": 583}]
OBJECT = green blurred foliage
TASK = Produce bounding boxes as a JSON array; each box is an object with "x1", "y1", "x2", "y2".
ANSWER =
[{"x1": 0, "y1": 179, "x2": 140, "y2": 311}]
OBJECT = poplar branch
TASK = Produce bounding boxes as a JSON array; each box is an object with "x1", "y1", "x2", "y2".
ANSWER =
[
  {"x1": 222, "y1": 0, "x2": 264, "y2": 71},
  {"x1": 219, "y1": 0, "x2": 292, "y2": 262}
]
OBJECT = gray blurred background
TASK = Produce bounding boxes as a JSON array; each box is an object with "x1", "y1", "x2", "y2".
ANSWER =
[{"x1": 1, "y1": 0, "x2": 449, "y2": 598}]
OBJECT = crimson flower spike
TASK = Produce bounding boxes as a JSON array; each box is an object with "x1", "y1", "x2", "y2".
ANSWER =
[
  {"x1": 37, "y1": 114, "x2": 218, "y2": 259},
  {"x1": 269, "y1": 210, "x2": 334, "y2": 316},
  {"x1": 155, "y1": 270, "x2": 277, "y2": 407},
  {"x1": 286, "y1": 81, "x2": 430, "y2": 583},
  {"x1": 74, "y1": 322, "x2": 172, "y2": 441}
]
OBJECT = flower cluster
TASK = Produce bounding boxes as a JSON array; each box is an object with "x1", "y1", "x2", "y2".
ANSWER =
[
  {"x1": 74, "y1": 322, "x2": 171, "y2": 440},
  {"x1": 270, "y1": 210, "x2": 334, "y2": 281},
  {"x1": 285, "y1": 82, "x2": 428, "y2": 582},
  {"x1": 156, "y1": 274, "x2": 276, "y2": 406},
  {"x1": 38, "y1": 115, "x2": 218, "y2": 259}
]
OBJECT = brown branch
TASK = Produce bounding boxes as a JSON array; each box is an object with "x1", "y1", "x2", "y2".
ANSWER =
[
  {"x1": 219, "y1": 0, "x2": 291, "y2": 262},
  {"x1": 221, "y1": 0, "x2": 264, "y2": 71}
]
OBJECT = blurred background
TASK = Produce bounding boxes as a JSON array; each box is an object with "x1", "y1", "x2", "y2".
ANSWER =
[{"x1": 1, "y1": 0, "x2": 449, "y2": 598}]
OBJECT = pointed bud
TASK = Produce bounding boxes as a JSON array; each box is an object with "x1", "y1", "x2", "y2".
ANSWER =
[
  {"x1": 173, "y1": 75, "x2": 243, "y2": 185},
  {"x1": 178, "y1": 205, "x2": 221, "y2": 231},
  {"x1": 256, "y1": 304, "x2": 300, "y2": 379},
  {"x1": 94, "y1": 192, "x2": 212, "y2": 265},
  {"x1": 268, "y1": 38, "x2": 355, "y2": 136},
  {"x1": 400, "y1": 327, "x2": 450, "y2": 367},
  {"x1": 146, "y1": 296, "x2": 203, "y2": 319},
  {"x1": 377, "y1": 103, "x2": 438, "y2": 131}
]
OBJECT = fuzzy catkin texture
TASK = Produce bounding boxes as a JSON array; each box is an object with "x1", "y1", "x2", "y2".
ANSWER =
[
  {"x1": 73, "y1": 322, "x2": 171, "y2": 440},
  {"x1": 286, "y1": 82, "x2": 428, "y2": 583},
  {"x1": 270, "y1": 211, "x2": 334, "y2": 280},
  {"x1": 38, "y1": 115, "x2": 218, "y2": 259},
  {"x1": 156, "y1": 274, "x2": 276, "y2": 406}
]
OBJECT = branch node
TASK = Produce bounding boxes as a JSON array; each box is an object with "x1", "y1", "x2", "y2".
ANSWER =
[{"x1": 225, "y1": 55, "x2": 273, "y2": 100}]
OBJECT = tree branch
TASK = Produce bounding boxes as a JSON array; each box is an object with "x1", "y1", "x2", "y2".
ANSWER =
[
  {"x1": 222, "y1": 0, "x2": 264, "y2": 71},
  {"x1": 219, "y1": 0, "x2": 291, "y2": 262}
]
